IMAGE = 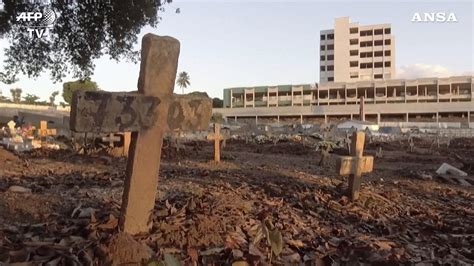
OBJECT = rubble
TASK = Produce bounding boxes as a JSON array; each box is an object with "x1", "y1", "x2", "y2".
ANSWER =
[
  {"x1": 8, "y1": 185, "x2": 32, "y2": 193},
  {"x1": 436, "y1": 163, "x2": 468, "y2": 177}
]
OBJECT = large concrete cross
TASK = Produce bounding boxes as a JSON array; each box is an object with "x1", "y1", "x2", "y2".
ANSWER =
[
  {"x1": 335, "y1": 131, "x2": 374, "y2": 200},
  {"x1": 70, "y1": 34, "x2": 212, "y2": 234}
]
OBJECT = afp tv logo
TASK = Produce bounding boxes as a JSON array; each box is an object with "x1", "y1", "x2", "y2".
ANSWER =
[{"x1": 16, "y1": 9, "x2": 57, "y2": 38}]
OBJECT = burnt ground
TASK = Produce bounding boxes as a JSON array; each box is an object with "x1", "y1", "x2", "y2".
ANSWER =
[{"x1": 0, "y1": 138, "x2": 473, "y2": 265}]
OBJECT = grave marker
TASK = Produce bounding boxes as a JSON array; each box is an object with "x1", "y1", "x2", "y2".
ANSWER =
[
  {"x1": 335, "y1": 131, "x2": 374, "y2": 200},
  {"x1": 207, "y1": 123, "x2": 224, "y2": 162},
  {"x1": 39, "y1": 121, "x2": 57, "y2": 137},
  {"x1": 70, "y1": 34, "x2": 212, "y2": 234},
  {"x1": 102, "y1": 133, "x2": 121, "y2": 147}
]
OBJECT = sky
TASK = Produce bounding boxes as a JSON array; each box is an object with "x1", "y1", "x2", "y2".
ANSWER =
[{"x1": 0, "y1": 0, "x2": 473, "y2": 103}]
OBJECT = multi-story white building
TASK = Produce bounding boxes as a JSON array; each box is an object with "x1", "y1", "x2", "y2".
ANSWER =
[{"x1": 320, "y1": 17, "x2": 396, "y2": 83}]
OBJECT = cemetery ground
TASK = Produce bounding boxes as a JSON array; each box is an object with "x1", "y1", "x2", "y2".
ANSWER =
[{"x1": 0, "y1": 136, "x2": 473, "y2": 265}]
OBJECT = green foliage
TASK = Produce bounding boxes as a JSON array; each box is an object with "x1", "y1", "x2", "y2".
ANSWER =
[
  {"x1": 10, "y1": 88, "x2": 22, "y2": 103},
  {"x1": 0, "y1": 1, "x2": 173, "y2": 82},
  {"x1": 176, "y1": 71, "x2": 190, "y2": 94},
  {"x1": 0, "y1": 89, "x2": 10, "y2": 102},
  {"x1": 0, "y1": 71, "x2": 17, "y2": 84},
  {"x1": 49, "y1": 91, "x2": 59, "y2": 106},
  {"x1": 212, "y1": 98, "x2": 223, "y2": 108},
  {"x1": 23, "y1": 93, "x2": 40, "y2": 104},
  {"x1": 187, "y1": 91, "x2": 209, "y2": 98},
  {"x1": 62, "y1": 80, "x2": 99, "y2": 104},
  {"x1": 211, "y1": 113, "x2": 224, "y2": 123}
]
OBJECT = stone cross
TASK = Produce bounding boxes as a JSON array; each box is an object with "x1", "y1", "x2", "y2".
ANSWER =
[
  {"x1": 207, "y1": 123, "x2": 224, "y2": 162},
  {"x1": 335, "y1": 131, "x2": 374, "y2": 200},
  {"x1": 102, "y1": 133, "x2": 120, "y2": 147},
  {"x1": 70, "y1": 34, "x2": 212, "y2": 235}
]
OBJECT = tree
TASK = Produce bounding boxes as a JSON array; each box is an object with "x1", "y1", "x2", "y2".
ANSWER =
[
  {"x1": 0, "y1": 89, "x2": 10, "y2": 102},
  {"x1": 0, "y1": 1, "x2": 173, "y2": 83},
  {"x1": 10, "y1": 88, "x2": 22, "y2": 103},
  {"x1": 176, "y1": 71, "x2": 190, "y2": 94},
  {"x1": 212, "y1": 98, "x2": 223, "y2": 108},
  {"x1": 211, "y1": 113, "x2": 224, "y2": 123},
  {"x1": 49, "y1": 91, "x2": 59, "y2": 106},
  {"x1": 188, "y1": 91, "x2": 208, "y2": 98},
  {"x1": 23, "y1": 93, "x2": 40, "y2": 104},
  {"x1": 62, "y1": 80, "x2": 99, "y2": 104}
]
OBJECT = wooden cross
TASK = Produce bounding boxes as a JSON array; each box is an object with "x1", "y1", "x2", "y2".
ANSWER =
[
  {"x1": 39, "y1": 120, "x2": 57, "y2": 137},
  {"x1": 102, "y1": 133, "x2": 121, "y2": 147},
  {"x1": 207, "y1": 123, "x2": 224, "y2": 162},
  {"x1": 70, "y1": 34, "x2": 212, "y2": 235},
  {"x1": 335, "y1": 131, "x2": 374, "y2": 200}
]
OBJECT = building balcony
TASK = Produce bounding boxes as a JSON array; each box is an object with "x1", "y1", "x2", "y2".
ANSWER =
[
  {"x1": 373, "y1": 46, "x2": 384, "y2": 52},
  {"x1": 359, "y1": 46, "x2": 373, "y2": 53},
  {"x1": 359, "y1": 35, "x2": 373, "y2": 42}
]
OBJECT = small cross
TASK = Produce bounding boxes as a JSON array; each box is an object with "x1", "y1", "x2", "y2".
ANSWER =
[
  {"x1": 207, "y1": 123, "x2": 225, "y2": 162},
  {"x1": 39, "y1": 120, "x2": 57, "y2": 137},
  {"x1": 102, "y1": 133, "x2": 121, "y2": 147},
  {"x1": 335, "y1": 131, "x2": 374, "y2": 200}
]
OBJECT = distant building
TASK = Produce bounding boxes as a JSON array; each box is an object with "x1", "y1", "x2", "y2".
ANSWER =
[
  {"x1": 217, "y1": 76, "x2": 474, "y2": 127},
  {"x1": 320, "y1": 17, "x2": 396, "y2": 83}
]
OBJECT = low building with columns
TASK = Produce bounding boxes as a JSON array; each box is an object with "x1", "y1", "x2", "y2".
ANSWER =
[{"x1": 216, "y1": 76, "x2": 474, "y2": 128}]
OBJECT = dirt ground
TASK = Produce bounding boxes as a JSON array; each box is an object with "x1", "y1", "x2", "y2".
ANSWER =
[{"x1": 0, "y1": 138, "x2": 473, "y2": 265}]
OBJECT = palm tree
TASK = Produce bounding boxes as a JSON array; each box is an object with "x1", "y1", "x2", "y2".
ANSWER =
[{"x1": 176, "y1": 71, "x2": 190, "y2": 94}]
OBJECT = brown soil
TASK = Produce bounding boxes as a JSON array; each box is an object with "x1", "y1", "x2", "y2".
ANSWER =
[{"x1": 0, "y1": 138, "x2": 473, "y2": 265}]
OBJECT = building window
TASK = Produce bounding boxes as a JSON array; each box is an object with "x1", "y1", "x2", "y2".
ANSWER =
[
  {"x1": 385, "y1": 28, "x2": 391, "y2": 34},
  {"x1": 327, "y1": 44, "x2": 334, "y2": 50},
  {"x1": 374, "y1": 40, "x2": 383, "y2": 46},
  {"x1": 350, "y1": 73, "x2": 359, "y2": 78},
  {"x1": 327, "y1": 34, "x2": 334, "y2": 40},
  {"x1": 328, "y1": 77, "x2": 334, "y2": 82},
  {"x1": 350, "y1": 39, "x2": 359, "y2": 45},
  {"x1": 374, "y1": 29, "x2": 383, "y2": 35},
  {"x1": 360, "y1": 52, "x2": 373, "y2": 58},
  {"x1": 360, "y1": 63, "x2": 373, "y2": 69},
  {"x1": 385, "y1": 61, "x2": 391, "y2": 67},
  {"x1": 360, "y1": 41, "x2": 373, "y2": 47},
  {"x1": 350, "y1": 61, "x2": 358, "y2": 67},
  {"x1": 350, "y1": 27, "x2": 358, "y2": 34},
  {"x1": 327, "y1": 65, "x2": 334, "y2": 71},
  {"x1": 374, "y1": 74, "x2": 383, "y2": 79},
  {"x1": 320, "y1": 55, "x2": 325, "y2": 61},
  {"x1": 374, "y1": 62, "x2": 383, "y2": 68},
  {"x1": 385, "y1": 39, "x2": 391, "y2": 45},
  {"x1": 327, "y1": 54, "x2": 334, "y2": 60},
  {"x1": 350, "y1": 50, "x2": 358, "y2": 56},
  {"x1": 385, "y1": 50, "x2": 391, "y2": 56},
  {"x1": 320, "y1": 66, "x2": 325, "y2": 71},
  {"x1": 320, "y1": 45, "x2": 325, "y2": 51},
  {"x1": 374, "y1": 51, "x2": 383, "y2": 57},
  {"x1": 320, "y1": 35, "x2": 326, "y2": 40},
  {"x1": 360, "y1": 30, "x2": 373, "y2": 36}
]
